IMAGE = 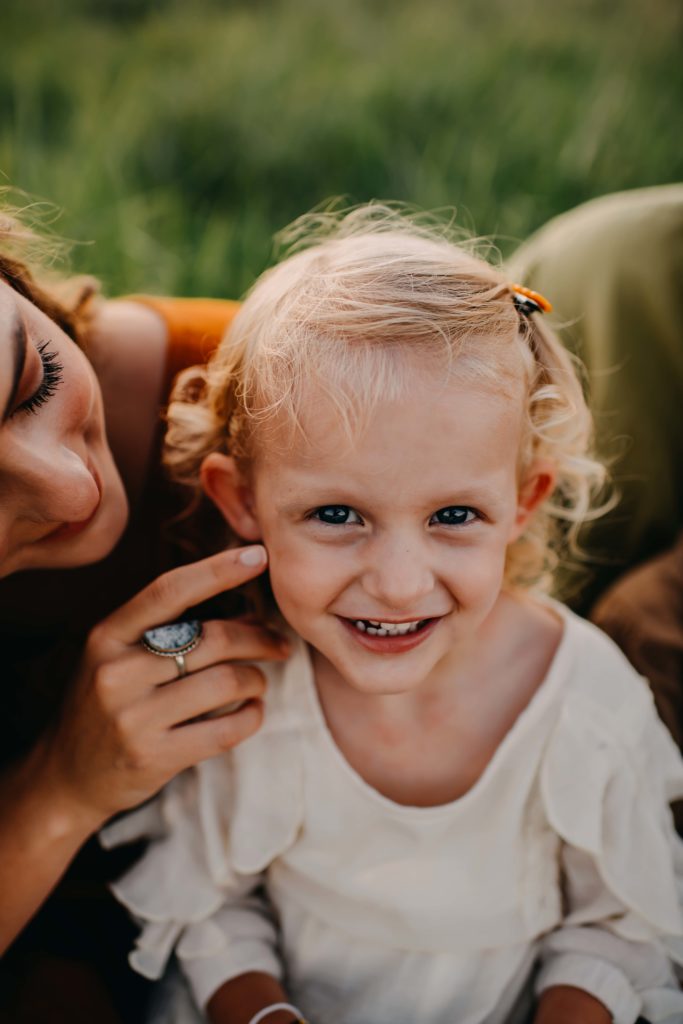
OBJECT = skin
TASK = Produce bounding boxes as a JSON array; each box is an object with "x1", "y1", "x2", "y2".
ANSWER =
[
  {"x1": 0, "y1": 283, "x2": 287, "y2": 955},
  {"x1": 200, "y1": 372, "x2": 611, "y2": 1023},
  {"x1": 0, "y1": 283, "x2": 129, "y2": 575}
]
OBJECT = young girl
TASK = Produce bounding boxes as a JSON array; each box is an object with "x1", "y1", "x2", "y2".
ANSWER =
[{"x1": 103, "y1": 206, "x2": 683, "y2": 1024}]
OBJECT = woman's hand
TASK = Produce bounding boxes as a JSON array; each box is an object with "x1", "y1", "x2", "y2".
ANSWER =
[
  {"x1": 45, "y1": 544, "x2": 284, "y2": 830},
  {"x1": 0, "y1": 544, "x2": 285, "y2": 951}
]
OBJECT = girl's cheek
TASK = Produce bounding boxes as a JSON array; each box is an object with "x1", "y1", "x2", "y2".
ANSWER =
[
  {"x1": 446, "y1": 543, "x2": 507, "y2": 595},
  {"x1": 269, "y1": 547, "x2": 337, "y2": 606}
]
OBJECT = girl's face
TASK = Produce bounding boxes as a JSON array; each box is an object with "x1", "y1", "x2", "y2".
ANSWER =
[
  {"x1": 0, "y1": 280, "x2": 128, "y2": 577},
  {"x1": 207, "y1": 369, "x2": 553, "y2": 699}
]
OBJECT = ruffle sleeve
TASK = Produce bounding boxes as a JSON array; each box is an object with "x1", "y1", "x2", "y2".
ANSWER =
[
  {"x1": 100, "y1": 665, "x2": 306, "y2": 1009},
  {"x1": 537, "y1": 654, "x2": 683, "y2": 1024}
]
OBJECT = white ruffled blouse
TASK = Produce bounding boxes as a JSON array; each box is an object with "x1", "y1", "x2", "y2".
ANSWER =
[{"x1": 102, "y1": 606, "x2": 683, "y2": 1024}]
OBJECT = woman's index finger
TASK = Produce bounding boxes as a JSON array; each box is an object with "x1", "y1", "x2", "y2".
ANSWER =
[{"x1": 101, "y1": 546, "x2": 268, "y2": 646}]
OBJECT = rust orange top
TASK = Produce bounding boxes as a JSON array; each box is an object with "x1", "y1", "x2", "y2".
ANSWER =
[{"x1": 129, "y1": 295, "x2": 241, "y2": 389}]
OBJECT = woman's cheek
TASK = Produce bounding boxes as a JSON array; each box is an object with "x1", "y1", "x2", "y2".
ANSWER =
[
  {"x1": 71, "y1": 356, "x2": 101, "y2": 434},
  {"x1": 33, "y1": 446, "x2": 101, "y2": 521}
]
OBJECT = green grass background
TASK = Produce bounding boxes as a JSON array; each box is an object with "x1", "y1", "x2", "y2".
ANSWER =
[{"x1": 1, "y1": 0, "x2": 681, "y2": 298}]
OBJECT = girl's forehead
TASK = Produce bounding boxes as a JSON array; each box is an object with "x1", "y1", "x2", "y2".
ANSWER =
[
  {"x1": 252, "y1": 371, "x2": 525, "y2": 476},
  {"x1": 242, "y1": 324, "x2": 530, "y2": 469}
]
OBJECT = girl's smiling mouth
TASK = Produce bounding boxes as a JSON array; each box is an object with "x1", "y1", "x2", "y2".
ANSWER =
[{"x1": 337, "y1": 615, "x2": 442, "y2": 652}]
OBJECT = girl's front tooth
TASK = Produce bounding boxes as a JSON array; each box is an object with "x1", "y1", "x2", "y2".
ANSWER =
[
  {"x1": 366, "y1": 627, "x2": 379, "y2": 635},
  {"x1": 376, "y1": 628, "x2": 388, "y2": 636}
]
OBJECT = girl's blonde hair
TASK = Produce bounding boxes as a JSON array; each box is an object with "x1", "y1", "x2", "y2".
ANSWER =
[{"x1": 165, "y1": 204, "x2": 608, "y2": 592}]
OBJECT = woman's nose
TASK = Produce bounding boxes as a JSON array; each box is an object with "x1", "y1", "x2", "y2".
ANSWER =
[
  {"x1": 19, "y1": 444, "x2": 99, "y2": 522},
  {"x1": 361, "y1": 533, "x2": 435, "y2": 611}
]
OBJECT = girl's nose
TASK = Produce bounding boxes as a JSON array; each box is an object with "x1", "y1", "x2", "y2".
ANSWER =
[{"x1": 361, "y1": 534, "x2": 435, "y2": 611}]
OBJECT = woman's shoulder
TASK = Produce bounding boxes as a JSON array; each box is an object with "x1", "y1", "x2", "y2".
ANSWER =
[
  {"x1": 86, "y1": 299, "x2": 169, "y2": 397},
  {"x1": 88, "y1": 296, "x2": 241, "y2": 408},
  {"x1": 125, "y1": 295, "x2": 241, "y2": 390},
  {"x1": 86, "y1": 300, "x2": 169, "y2": 500},
  {"x1": 86, "y1": 296, "x2": 241, "y2": 499}
]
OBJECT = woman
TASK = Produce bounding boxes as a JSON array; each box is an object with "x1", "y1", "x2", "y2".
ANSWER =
[{"x1": 0, "y1": 207, "x2": 285, "y2": 1022}]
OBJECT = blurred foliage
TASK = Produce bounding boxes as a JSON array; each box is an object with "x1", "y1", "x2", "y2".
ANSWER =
[{"x1": 0, "y1": 0, "x2": 681, "y2": 296}]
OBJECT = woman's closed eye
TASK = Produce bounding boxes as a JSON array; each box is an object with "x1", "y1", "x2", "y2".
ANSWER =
[
  {"x1": 429, "y1": 506, "x2": 478, "y2": 526},
  {"x1": 11, "y1": 342, "x2": 64, "y2": 418},
  {"x1": 310, "y1": 505, "x2": 363, "y2": 526}
]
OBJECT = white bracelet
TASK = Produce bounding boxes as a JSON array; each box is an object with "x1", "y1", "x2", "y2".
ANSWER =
[{"x1": 248, "y1": 1003, "x2": 305, "y2": 1024}]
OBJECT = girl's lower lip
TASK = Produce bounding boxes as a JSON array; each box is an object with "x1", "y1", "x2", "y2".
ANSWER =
[
  {"x1": 44, "y1": 463, "x2": 102, "y2": 543},
  {"x1": 338, "y1": 616, "x2": 440, "y2": 653}
]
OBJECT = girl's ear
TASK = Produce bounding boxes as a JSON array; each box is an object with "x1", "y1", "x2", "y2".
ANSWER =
[
  {"x1": 510, "y1": 460, "x2": 556, "y2": 541},
  {"x1": 200, "y1": 453, "x2": 262, "y2": 541}
]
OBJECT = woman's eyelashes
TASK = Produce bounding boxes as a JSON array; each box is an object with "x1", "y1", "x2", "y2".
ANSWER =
[
  {"x1": 308, "y1": 504, "x2": 479, "y2": 527},
  {"x1": 12, "y1": 341, "x2": 64, "y2": 418}
]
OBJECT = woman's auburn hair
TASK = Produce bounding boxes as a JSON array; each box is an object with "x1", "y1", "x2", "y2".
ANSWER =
[
  {"x1": 165, "y1": 203, "x2": 611, "y2": 593},
  {"x1": 0, "y1": 198, "x2": 99, "y2": 347}
]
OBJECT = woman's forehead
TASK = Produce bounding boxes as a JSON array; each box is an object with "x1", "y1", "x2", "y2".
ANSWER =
[
  {"x1": 0, "y1": 284, "x2": 24, "y2": 419},
  {"x1": 0, "y1": 275, "x2": 19, "y2": 327}
]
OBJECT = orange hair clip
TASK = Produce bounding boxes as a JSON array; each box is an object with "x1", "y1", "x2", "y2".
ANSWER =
[{"x1": 509, "y1": 283, "x2": 553, "y2": 316}]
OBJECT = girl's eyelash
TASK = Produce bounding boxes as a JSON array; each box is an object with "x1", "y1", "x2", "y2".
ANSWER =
[
  {"x1": 307, "y1": 506, "x2": 480, "y2": 528},
  {"x1": 429, "y1": 506, "x2": 480, "y2": 526},
  {"x1": 308, "y1": 505, "x2": 363, "y2": 525},
  {"x1": 13, "y1": 341, "x2": 64, "y2": 417}
]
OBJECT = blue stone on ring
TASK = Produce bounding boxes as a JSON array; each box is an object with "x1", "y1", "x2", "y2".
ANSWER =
[{"x1": 142, "y1": 620, "x2": 203, "y2": 657}]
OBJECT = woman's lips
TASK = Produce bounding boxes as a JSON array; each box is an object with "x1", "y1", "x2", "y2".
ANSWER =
[
  {"x1": 338, "y1": 615, "x2": 441, "y2": 653},
  {"x1": 43, "y1": 462, "x2": 103, "y2": 543}
]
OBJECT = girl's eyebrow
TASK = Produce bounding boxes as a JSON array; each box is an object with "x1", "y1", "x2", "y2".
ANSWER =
[
  {"x1": 1, "y1": 312, "x2": 28, "y2": 424},
  {"x1": 277, "y1": 483, "x2": 503, "y2": 514}
]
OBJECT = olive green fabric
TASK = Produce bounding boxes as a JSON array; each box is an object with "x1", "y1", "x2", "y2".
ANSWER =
[{"x1": 509, "y1": 185, "x2": 683, "y2": 610}]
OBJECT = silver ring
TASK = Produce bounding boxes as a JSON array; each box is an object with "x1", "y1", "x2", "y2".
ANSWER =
[{"x1": 142, "y1": 621, "x2": 203, "y2": 679}]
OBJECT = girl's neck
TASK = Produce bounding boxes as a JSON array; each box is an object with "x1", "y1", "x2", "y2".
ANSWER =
[
  {"x1": 312, "y1": 591, "x2": 549, "y2": 721},
  {"x1": 308, "y1": 591, "x2": 563, "y2": 808}
]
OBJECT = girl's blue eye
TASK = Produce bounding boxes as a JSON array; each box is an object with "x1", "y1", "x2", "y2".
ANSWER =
[
  {"x1": 311, "y1": 505, "x2": 362, "y2": 525},
  {"x1": 430, "y1": 506, "x2": 477, "y2": 526},
  {"x1": 12, "y1": 341, "x2": 64, "y2": 418}
]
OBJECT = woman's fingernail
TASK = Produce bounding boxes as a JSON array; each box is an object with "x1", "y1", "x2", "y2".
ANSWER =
[{"x1": 238, "y1": 544, "x2": 267, "y2": 566}]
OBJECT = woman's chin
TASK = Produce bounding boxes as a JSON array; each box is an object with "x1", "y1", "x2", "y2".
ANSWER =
[
  {"x1": 46, "y1": 512, "x2": 128, "y2": 568},
  {"x1": 54, "y1": 481, "x2": 130, "y2": 568}
]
